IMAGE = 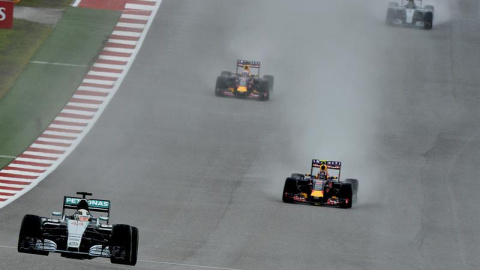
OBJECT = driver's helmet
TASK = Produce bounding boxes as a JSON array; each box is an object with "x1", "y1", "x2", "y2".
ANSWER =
[
  {"x1": 242, "y1": 66, "x2": 250, "y2": 77},
  {"x1": 406, "y1": 0, "x2": 416, "y2": 8},
  {"x1": 77, "y1": 199, "x2": 89, "y2": 211},
  {"x1": 316, "y1": 164, "x2": 329, "y2": 179},
  {"x1": 75, "y1": 209, "x2": 91, "y2": 222}
]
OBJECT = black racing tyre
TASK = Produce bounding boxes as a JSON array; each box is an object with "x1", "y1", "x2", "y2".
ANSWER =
[
  {"x1": 215, "y1": 76, "x2": 227, "y2": 97},
  {"x1": 263, "y1": 75, "x2": 274, "y2": 91},
  {"x1": 388, "y1": 2, "x2": 398, "y2": 8},
  {"x1": 282, "y1": 178, "x2": 297, "y2": 203},
  {"x1": 345, "y1": 179, "x2": 359, "y2": 193},
  {"x1": 424, "y1": 5, "x2": 434, "y2": 12},
  {"x1": 130, "y1": 227, "x2": 139, "y2": 266},
  {"x1": 18, "y1": 214, "x2": 48, "y2": 255},
  {"x1": 290, "y1": 173, "x2": 304, "y2": 179},
  {"x1": 345, "y1": 179, "x2": 359, "y2": 203},
  {"x1": 338, "y1": 183, "x2": 353, "y2": 209},
  {"x1": 110, "y1": 224, "x2": 134, "y2": 265},
  {"x1": 424, "y1": 12, "x2": 433, "y2": 30},
  {"x1": 221, "y1": 71, "x2": 232, "y2": 77},
  {"x1": 260, "y1": 81, "x2": 270, "y2": 101},
  {"x1": 386, "y1": 8, "x2": 395, "y2": 25}
]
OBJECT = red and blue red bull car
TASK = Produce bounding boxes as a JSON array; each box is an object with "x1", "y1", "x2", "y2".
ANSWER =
[
  {"x1": 215, "y1": 60, "x2": 274, "y2": 101},
  {"x1": 282, "y1": 160, "x2": 359, "y2": 208}
]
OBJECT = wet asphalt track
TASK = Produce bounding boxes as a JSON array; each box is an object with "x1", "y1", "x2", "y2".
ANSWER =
[{"x1": 1, "y1": 0, "x2": 479, "y2": 269}]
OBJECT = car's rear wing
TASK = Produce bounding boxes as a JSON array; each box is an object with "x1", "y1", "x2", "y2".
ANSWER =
[
  {"x1": 236, "y1": 60, "x2": 261, "y2": 75},
  {"x1": 237, "y1": 60, "x2": 261, "y2": 68},
  {"x1": 310, "y1": 159, "x2": 342, "y2": 179},
  {"x1": 62, "y1": 196, "x2": 111, "y2": 216},
  {"x1": 311, "y1": 159, "x2": 342, "y2": 170}
]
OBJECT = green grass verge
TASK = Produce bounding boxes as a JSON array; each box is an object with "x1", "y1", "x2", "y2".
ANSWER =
[
  {"x1": 0, "y1": 7, "x2": 121, "y2": 168},
  {"x1": 0, "y1": 20, "x2": 53, "y2": 99},
  {"x1": 17, "y1": 0, "x2": 73, "y2": 8}
]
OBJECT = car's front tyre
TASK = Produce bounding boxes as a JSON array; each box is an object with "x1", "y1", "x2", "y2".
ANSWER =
[
  {"x1": 215, "y1": 76, "x2": 227, "y2": 97},
  {"x1": 338, "y1": 183, "x2": 353, "y2": 209},
  {"x1": 260, "y1": 81, "x2": 270, "y2": 101},
  {"x1": 18, "y1": 214, "x2": 48, "y2": 255},
  {"x1": 345, "y1": 178, "x2": 359, "y2": 204},
  {"x1": 110, "y1": 224, "x2": 137, "y2": 265},
  {"x1": 283, "y1": 178, "x2": 297, "y2": 203}
]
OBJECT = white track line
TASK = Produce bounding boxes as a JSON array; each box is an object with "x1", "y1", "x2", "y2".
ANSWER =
[
  {"x1": 36, "y1": 137, "x2": 75, "y2": 144},
  {"x1": 29, "y1": 61, "x2": 88, "y2": 67},
  {"x1": 82, "y1": 79, "x2": 115, "y2": 85},
  {"x1": 138, "y1": 259, "x2": 244, "y2": 270},
  {"x1": 117, "y1": 22, "x2": 145, "y2": 28},
  {"x1": 0, "y1": 177, "x2": 33, "y2": 183},
  {"x1": 72, "y1": 95, "x2": 106, "y2": 101},
  {"x1": 125, "y1": 4, "x2": 155, "y2": 10},
  {"x1": 0, "y1": 183, "x2": 29, "y2": 189},
  {"x1": 86, "y1": 71, "x2": 120, "y2": 78},
  {"x1": 103, "y1": 47, "x2": 135, "y2": 54},
  {"x1": 15, "y1": 157, "x2": 54, "y2": 163},
  {"x1": 66, "y1": 102, "x2": 102, "y2": 109},
  {"x1": 108, "y1": 39, "x2": 138, "y2": 46},
  {"x1": 92, "y1": 63, "x2": 126, "y2": 70},
  {"x1": 71, "y1": 0, "x2": 81, "y2": 7},
  {"x1": 121, "y1": 14, "x2": 150, "y2": 20},
  {"x1": 54, "y1": 117, "x2": 92, "y2": 124},
  {"x1": 98, "y1": 55, "x2": 131, "y2": 62},
  {"x1": 0, "y1": 245, "x2": 245, "y2": 270},
  {"x1": 112, "y1": 30, "x2": 142, "y2": 37}
]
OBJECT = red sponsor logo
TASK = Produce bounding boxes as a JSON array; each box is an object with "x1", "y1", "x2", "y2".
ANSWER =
[{"x1": 0, "y1": 0, "x2": 14, "y2": 29}]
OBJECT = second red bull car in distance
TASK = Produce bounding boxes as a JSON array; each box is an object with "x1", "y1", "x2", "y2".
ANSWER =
[
  {"x1": 282, "y1": 160, "x2": 359, "y2": 208},
  {"x1": 215, "y1": 60, "x2": 274, "y2": 101}
]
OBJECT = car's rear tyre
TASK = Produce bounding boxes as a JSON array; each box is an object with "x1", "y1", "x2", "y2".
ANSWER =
[
  {"x1": 290, "y1": 173, "x2": 304, "y2": 179},
  {"x1": 345, "y1": 178, "x2": 359, "y2": 203},
  {"x1": 18, "y1": 214, "x2": 48, "y2": 255},
  {"x1": 130, "y1": 227, "x2": 139, "y2": 266},
  {"x1": 386, "y1": 8, "x2": 395, "y2": 25},
  {"x1": 263, "y1": 75, "x2": 274, "y2": 91},
  {"x1": 386, "y1": 2, "x2": 398, "y2": 25},
  {"x1": 221, "y1": 71, "x2": 232, "y2": 77},
  {"x1": 110, "y1": 224, "x2": 135, "y2": 265},
  {"x1": 338, "y1": 183, "x2": 353, "y2": 209},
  {"x1": 282, "y1": 178, "x2": 297, "y2": 203},
  {"x1": 215, "y1": 76, "x2": 227, "y2": 97},
  {"x1": 260, "y1": 81, "x2": 269, "y2": 101},
  {"x1": 424, "y1": 11, "x2": 433, "y2": 30}
]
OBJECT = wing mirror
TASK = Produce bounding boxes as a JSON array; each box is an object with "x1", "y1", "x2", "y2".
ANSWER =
[
  {"x1": 99, "y1": 216, "x2": 109, "y2": 221},
  {"x1": 52, "y1": 212, "x2": 62, "y2": 216}
]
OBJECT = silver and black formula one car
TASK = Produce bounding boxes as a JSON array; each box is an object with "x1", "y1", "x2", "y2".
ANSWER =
[
  {"x1": 18, "y1": 192, "x2": 138, "y2": 266},
  {"x1": 282, "y1": 160, "x2": 359, "y2": 208},
  {"x1": 215, "y1": 60, "x2": 274, "y2": 101},
  {"x1": 386, "y1": 0, "x2": 434, "y2": 30}
]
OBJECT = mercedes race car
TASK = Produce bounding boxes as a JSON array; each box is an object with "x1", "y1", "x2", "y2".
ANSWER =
[
  {"x1": 18, "y1": 192, "x2": 138, "y2": 266},
  {"x1": 282, "y1": 160, "x2": 359, "y2": 208},
  {"x1": 386, "y1": 0, "x2": 434, "y2": 30},
  {"x1": 215, "y1": 60, "x2": 274, "y2": 101}
]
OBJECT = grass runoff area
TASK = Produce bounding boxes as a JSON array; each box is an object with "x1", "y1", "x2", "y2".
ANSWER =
[
  {"x1": 0, "y1": 7, "x2": 121, "y2": 168},
  {"x1": 0, "y1": 1, "x2": 74, "y2": 97},
  {"x1": 16, "y1": 0, "x2": 73, "y2": 8},
  {"x1": 0, "y1": 20, "x2": 52, "y2": 98}
]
